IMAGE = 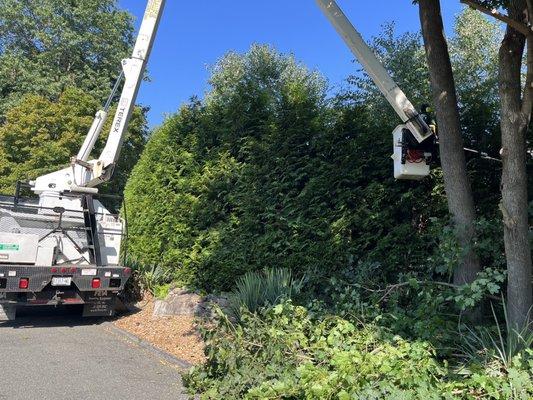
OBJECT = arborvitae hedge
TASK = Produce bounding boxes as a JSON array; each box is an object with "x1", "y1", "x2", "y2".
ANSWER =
[{"x1": 124, "y1": 45, "x2": 447, "y2": 291}]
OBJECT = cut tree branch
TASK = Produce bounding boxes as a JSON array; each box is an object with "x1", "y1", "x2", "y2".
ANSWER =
[
  {"x1": 461, "y1": 0, "x2": 533, "y2": 36},
  {"x1": 349, "y1": 280, "x2": 502, "y2": 303}
]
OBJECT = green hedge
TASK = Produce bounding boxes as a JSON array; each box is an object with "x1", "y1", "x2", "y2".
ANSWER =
[{"x1": 124, "y1": 45, "x2": 445, "y2": 291}]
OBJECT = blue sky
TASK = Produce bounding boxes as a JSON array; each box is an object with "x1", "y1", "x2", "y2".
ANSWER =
[{"x1": 119, "y1": 0, "x2": 464, "y2": 128}]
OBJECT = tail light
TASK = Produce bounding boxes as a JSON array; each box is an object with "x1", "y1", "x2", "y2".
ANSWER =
[
  {"x1": 91, "y1": 278, "x2": 101, "y2": 289},
  {"x1": 124, "y1": 268, "x2": 132, "y2": 275},
  {"x1": 19, "y1": 278, "x2": 29, "y2": 289}
]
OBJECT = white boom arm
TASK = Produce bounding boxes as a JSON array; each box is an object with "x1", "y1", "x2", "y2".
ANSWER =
[
  {"x1": 92, "y1": 0, "x2": 166, "y2": 185},
  {"x1": 77, "y1": 110, "x2": 108, "y2": 162},
  {"x1": 316, "y1": 0, "x2": 431, "y2": 143},
  {"x1": 32, "y1": 0, "x2": 166, "y2": 195}
]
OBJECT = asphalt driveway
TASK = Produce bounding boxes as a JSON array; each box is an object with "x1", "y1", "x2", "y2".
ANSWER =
[{"x1": 0, "y1": 307, "x2": 189, "y2": 400}]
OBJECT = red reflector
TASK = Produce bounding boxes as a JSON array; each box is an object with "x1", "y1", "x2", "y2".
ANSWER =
[
  {"x1": 19, "y1": 278, "x2": 29, "y2": 289},
  {"x1": 63, "y1": 298, "x2": 83, "y2": 304},
  {"x1": 91, "y1": 278, "x2": 101, "y2": 289},
  {"x1": 51, "y1": 267, "x2": 58, "y2": 273},
  {"x1": 124, "y1": 268, "x2": 132, "y2": 275}
]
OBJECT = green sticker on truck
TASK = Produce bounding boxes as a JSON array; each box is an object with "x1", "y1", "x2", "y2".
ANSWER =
[{"x1": 0, "y1": 244, "x2": 19, "y2": 251}]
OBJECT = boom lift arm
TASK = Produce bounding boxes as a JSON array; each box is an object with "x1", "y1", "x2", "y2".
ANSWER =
[
  {"x1": 32, "y1": 0, "x2": 166, "y2": 195},
  {"x1": 316, "y1": 0, "x2": 436, "y2": 179}
]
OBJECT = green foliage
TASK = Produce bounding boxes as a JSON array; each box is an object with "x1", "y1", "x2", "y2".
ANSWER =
[
  {"x1": 0, "y1": 88, "x2": 98, "y2": 189},
  {"x1": 452, "y1": 269, "x2": 506, "y2": 310},
  {"x1": 228, "y1": 268, "x2": 304, "y2": 319},
  {"x1": 426, "y1": 216, "x2": 506, "y2": 311},
  {"x1": 185, "y1": 301, "x2": 533, "y2": 399},
  {"x1": 126, "y1": 258, "x2": 173, "y2": 296},
  {"x1": 123, "y1": 106, "x2": 205, "y2": 279},
  {"x1": 460, "y1": 301, "x2": 533, "y2": 371},
  {"x1": 126, "y1": 10, "x2": 506, "y2": 292},
  {"x1": 119, "y1": 11, "x2": 528, "y2": 398},
  {"x1": 450, "y1": 8, "x2": 501, "y2": 155},
  {"x1": 0, "y1": 0, "x2": 134, "y2": 118},
  {"x1": 429, "y1": 221, "x2": 465, "y2": 279},
  {"x1": 154, "y1": 283, "x2": 171, "y2": 300},
  {"x1": 125, "y1": 44, "x2": 443, "y2": 291}
]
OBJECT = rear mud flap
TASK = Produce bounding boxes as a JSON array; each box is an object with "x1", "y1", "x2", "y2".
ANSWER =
[
  {"x1": 0, "y1": 304, "x2": 16, "y2": 321},
  {"x1": 82, "y1": 291, "x2": 116, "y2": 317}
]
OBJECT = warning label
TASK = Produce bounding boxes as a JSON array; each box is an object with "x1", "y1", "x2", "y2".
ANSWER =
[{"x1": 0, "y1": 244, "x2": 19, "y2": 251}]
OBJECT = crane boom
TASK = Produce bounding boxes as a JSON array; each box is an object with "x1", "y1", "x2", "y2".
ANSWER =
[
  {"x1": 94, "y1": 0, "x2": 166, "y2": 184},
  {"x1": 32, "y1": 0, "x2": 166, "y2": 195},
  {"x1": 316, "y1": 0, "x2": 431, "y2": 143}
]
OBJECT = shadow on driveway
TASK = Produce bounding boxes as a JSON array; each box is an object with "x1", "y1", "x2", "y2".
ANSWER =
[{"x1": 0, "y1": 305, "x2": 104, "y2": 329}]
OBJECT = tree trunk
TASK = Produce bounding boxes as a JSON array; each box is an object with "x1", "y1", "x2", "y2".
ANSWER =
[
  {"x1": 418, "y1": 0, "x2": 481, "y2": 288},
  {"x1": 499, "y1": 0, "x2": 533, "y2": 330}
]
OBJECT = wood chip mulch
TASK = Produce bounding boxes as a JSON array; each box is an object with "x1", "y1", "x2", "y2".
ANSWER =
[{"x1": 113, "y1": 297, "x2": 206, "y2": 366}]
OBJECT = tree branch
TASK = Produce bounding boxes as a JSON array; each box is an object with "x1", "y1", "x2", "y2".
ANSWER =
[
  {"x1": 375, "y1": 280, "x2": 460, "y2": 303},
  {"x1": 461, "y1": 0, "x2": 533, "y2": 36},
  {"x1": 380, "y1": 281, "x2": 504, "y2": 303}
]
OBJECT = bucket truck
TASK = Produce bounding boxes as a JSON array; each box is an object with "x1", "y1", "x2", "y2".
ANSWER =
[
  {"x1": 0, "y1": 0, "x2": 166, "y2": 320},
  {"x1": 316, "y1": 0, "x2": 437, "y2": 180}
]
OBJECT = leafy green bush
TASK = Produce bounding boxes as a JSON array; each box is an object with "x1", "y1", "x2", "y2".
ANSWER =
[
  {"x1": 228, "y1": 268, "x2": 304, "y2": 318},
  {"x1": 124, "y1": 45, "x2": 443, "y2": 292},
  {"x1": 123, "y1": 8, "x2": 506, "y2": 295},
  {"x1": 125, "y1": 258, "x2": 173, "y2": 296},
  {"x1": 153, "y1": 283, "x2": 171, "y2": 300},
  {"x1": 451, "y1": 269, "x2": 506, "y2": 311},
  {"x1": 0, "y1": 0, "x2": 135, "y2": 117},
  {"x1": 185, "y1": 301, "x2": 533, "y2": 399}
]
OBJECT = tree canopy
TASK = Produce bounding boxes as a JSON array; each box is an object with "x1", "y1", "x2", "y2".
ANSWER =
[{"x1": 0, "y1": 0, "x2": 134, "y2": 118}]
